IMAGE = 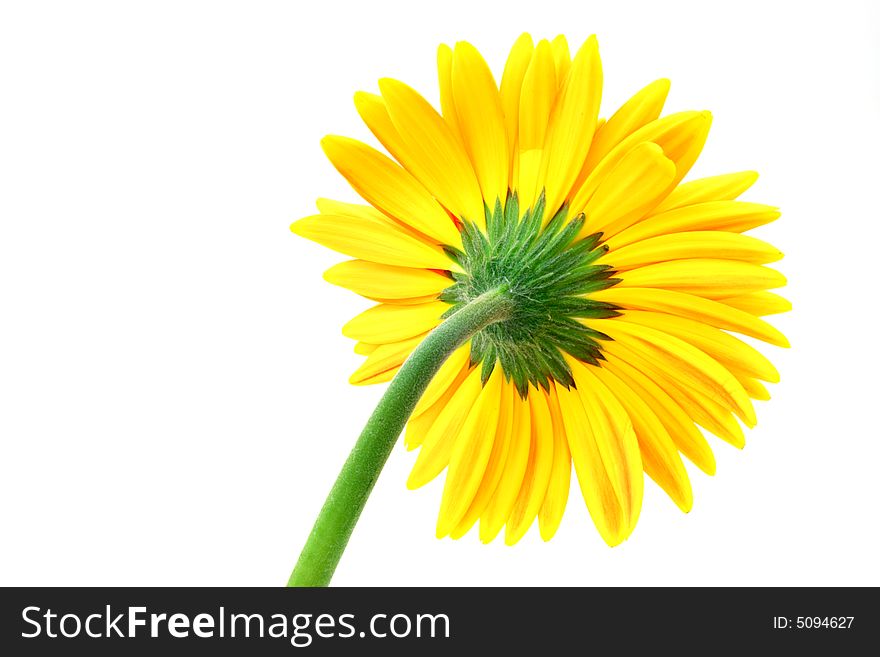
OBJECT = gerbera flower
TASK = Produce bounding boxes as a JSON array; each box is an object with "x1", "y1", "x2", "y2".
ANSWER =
[{"x1": 289, "y1": 33, "x2": 788, "y2": 582}]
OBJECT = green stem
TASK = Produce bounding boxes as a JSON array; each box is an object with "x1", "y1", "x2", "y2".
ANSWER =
[{"x1": 287, "y1": 286, "x2": 513, "y2": 587}]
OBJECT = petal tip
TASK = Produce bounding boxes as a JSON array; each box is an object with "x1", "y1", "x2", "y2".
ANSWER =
[
  {"x1": 405, "y1": 472, "x2": 425, "y2": 490},
  {"x1": 289, "y1": 216, "x2": 312, "y2": 236},
  {"x1": 539, "y1": 524, "x2": 558, "y2": 542},
  {"x1": 435, "y1": 522, "x2": 451, "y2": 540}
]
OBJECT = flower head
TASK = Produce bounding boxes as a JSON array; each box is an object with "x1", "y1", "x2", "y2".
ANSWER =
[{"x1": 291, "y1": 34, "x2": 789, "y2": 546}]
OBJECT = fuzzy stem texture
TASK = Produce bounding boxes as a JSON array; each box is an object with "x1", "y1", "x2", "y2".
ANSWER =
[{"x1": 287, "y1": 286, "x2": 513, "y2": 586}]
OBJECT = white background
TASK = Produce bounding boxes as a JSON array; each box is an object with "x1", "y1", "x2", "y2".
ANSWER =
[{"x1": 1, "y1": 0, "x2": 878, "y2": 587}]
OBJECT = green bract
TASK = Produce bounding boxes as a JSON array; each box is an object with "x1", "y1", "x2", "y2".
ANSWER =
[{"x1": 440, "y1": 192, "x2": 621, "y2": 396}]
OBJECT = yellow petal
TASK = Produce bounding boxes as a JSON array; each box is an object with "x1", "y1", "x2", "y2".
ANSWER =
[
  {"x1": 354, "y1": 366, "x2": 399, "y2": 385},
  {"x1": 406, "y1": 394, "x2": 448, "y2": 451},
  {"x1": 437, "y1": 44, "x2": 463, "y2": 142},
  {"x1": 411, "y1": 344, "x2": 472, "y2": 417},
  {"x1": 604, "y1": 230, "x2": 783, "y2": 270},
  {"x1": 517, "y1": 39, "x2": 557, "y2": 211},
  {"x1": 437, "y1": 367, "x2": 504, "y2": 537},
  {"x1": 323, "y1": 260, "x2": 451, "y2": 300},
  {"x1": 579, "y1": 78, "x2": 670, "y2": 180},
  {"x1": 550, "y1": 34, "x2": 571, "y2": 87},
  {"x1": 342, "y1": 300, "x2": 448, "y2": 343},
  {"x1": 571, "y1": 111, "x2": 709, "y2": 212},
  {"x1": 738, "y1": 375, "x2": 771, "y2": 401},
  {"x1": 662, "y1": 110, "x2": 712, "y2": 186},
  {"x1": 480, "y1": 392, "x2": 531, "y2": 543},
  {"x1": 505, "y1": 388, "x2": 555, "y2": 545},
  {"x1": 652, "y1": 171, "x2": 759, "y2": 214},
  {"x1": 317, "y1": 197, "x2": 449, "y2": 247},
  {"x1": 449, "y1": 382, "x2": 515, "y2": 539},
  {"x1": 579, "y1": 141, "x2": 676, "y2": 238},
  {"x1": 608, "y1": 200, "x2": 781, "y2": 250},
  {"x1": 452, "y1": 41, "x2": 509, "y2": 208},
  {"x1": 349, "y1": 333, "x2": 425, "y2": 385},
  {"x1": 379, "y1": 78, "x2": 485, "y2": 225},
  {"x1": 619, "y1": 310, "x2": 780, "y2": 383},
  {"x1": 593, "y1": 365, "x2": 693, "y2": 512},
  {"x1": 353, "y1": 341, "x2": 377, "y2": 356},
  {"x1": 366, "y1": 294, "x2": 444, "y2": 306},
  {"x1": 321, "y1": 136, "x2": 462, "y2": 248},
  {"x1": 570, "y1": 360, "x2": 643, "y2": 532},
  {"x1": 538, "y1": 386, "x2": 571, "y2": 540},
  {"x1": 603, "y1": 340, "x2": 746, "y2": 448},
  {"x1": 616, "y1": 258, "x2": 787, "y2": 299},
  {"x1": 353, "y1": 91, "x2": 409, "y2": 165},
  {"x1": 538, "y1": 35, "x2": 603, "y2": 216},
  {"x1": 405, "y1": 363, "x2": 471, "y2": 450},
  {"x1": 720, "y1": 291, "x2": 792, "y2": 316},
  {"x1": 315, "y1": 197, "x2": 383, "y2": 218},
  {"x1": 603, "y1": 353, "x2": 716, "y2": 475},
  {"x1": 589, "y1": 317, "x2": 755, "y2": 426},
  {"x1": 315, "y1": 200, "x2": 463, "y2": 273},
  {"x1": 591, "y1": 287, "x2": 790, "y2": 347},
  {"x1": 674, "y1": 382, "x2": 747, "y2": 447},
  {"x1": 292, "y1": 214, "x2": 452, "y2": 269},
  {"x1": 499, "y1": 33, "x2": 534, "y2": 169},
  {"x1": 556, "y1": 373, "x2": 632, "y2": 546},
  {"x1": 407, "y1": 367, "x2": 483, "y2": 489}
]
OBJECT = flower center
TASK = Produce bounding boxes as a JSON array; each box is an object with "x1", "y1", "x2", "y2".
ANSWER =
[{"x1": 440, "y1": 192, "x2": 621, "y2": 396}]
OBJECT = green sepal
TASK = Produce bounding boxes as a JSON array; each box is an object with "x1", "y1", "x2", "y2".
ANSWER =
[{"x1": 440, "y1": 189, "x2": 621, "y2": 395}]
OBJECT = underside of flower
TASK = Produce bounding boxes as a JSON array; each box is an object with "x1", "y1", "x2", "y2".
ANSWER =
[
  {"x1": 289, "y1": 33, "x2": 790, "y2": 559},
  {"x1": 440, "y1": 191, "x2": 620, "y2": 395}
]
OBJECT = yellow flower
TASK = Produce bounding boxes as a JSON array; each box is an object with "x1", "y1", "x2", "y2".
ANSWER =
[{"x1": 291, "y1": 34, "x2": 789, "y2": 548}]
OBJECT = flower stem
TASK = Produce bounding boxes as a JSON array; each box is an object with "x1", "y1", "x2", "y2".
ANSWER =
[{"x1": 287, "y1": 286, "x2": 514, "y2": 586}]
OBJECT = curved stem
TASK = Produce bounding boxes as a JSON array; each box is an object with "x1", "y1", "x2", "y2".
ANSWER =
[{"x1": 287, "y1": 286, "x2": 513, "y2": 586}]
